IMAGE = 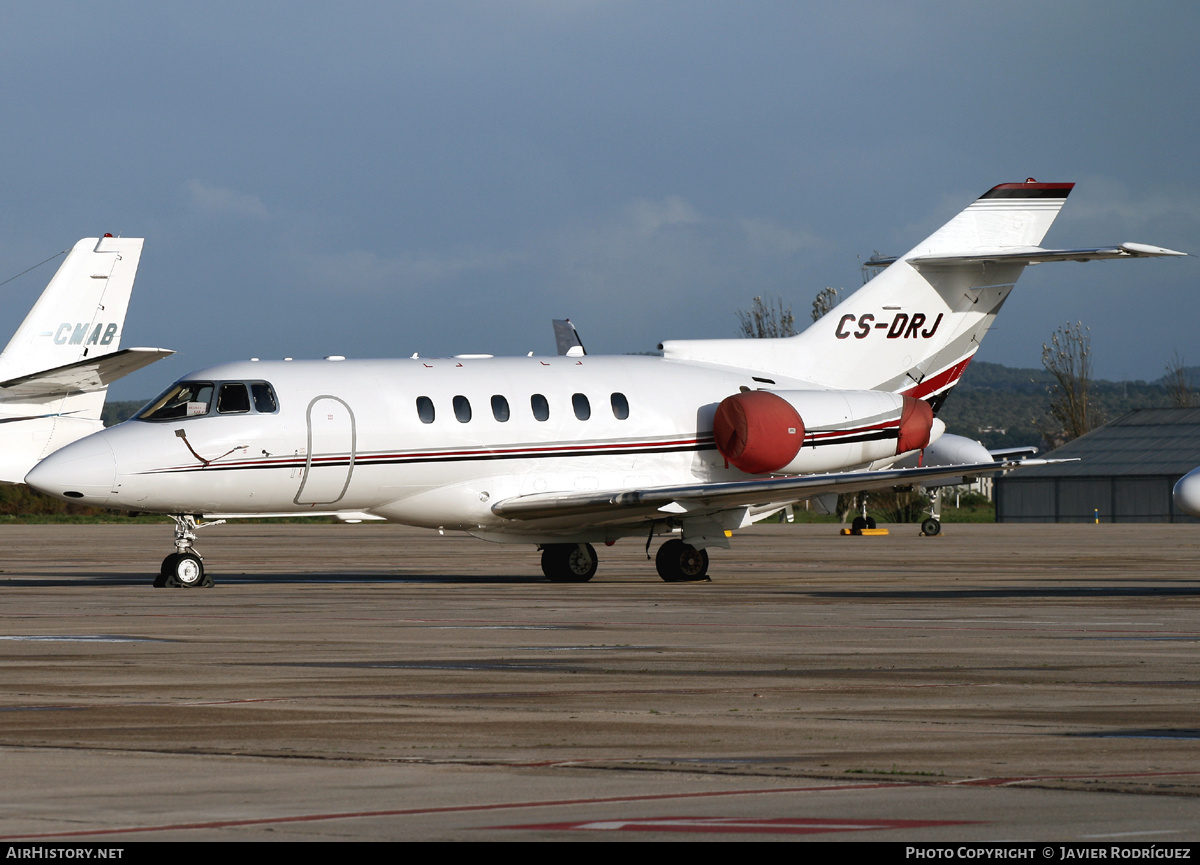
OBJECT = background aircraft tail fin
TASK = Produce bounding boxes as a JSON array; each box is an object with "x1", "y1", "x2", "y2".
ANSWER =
[
  {"x1": 0, "y1": 237, "x2": 151, "y2": 482},
  {"x1": 552, "y1": 318, "x2": 586, "y2": 356},
  {"x1": 0, "y1": 236, "x2": 144, "y2": 384}
]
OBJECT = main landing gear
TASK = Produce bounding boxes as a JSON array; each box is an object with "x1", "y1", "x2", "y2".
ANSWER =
[
  {"x1": 654, "y1": 539, "x2": 709, "y2": 582},
  {"x1": 851, "y1": 493, "x2": 877, "y2": 531},
  {"x1": 540, "y1": 543, "x2": 599, "y2": 582},
  {"x1": 920, "y1": 488, "x2": 943, "y2": 536},
  {"x1": 539, "y1": 538, "x2": 711, "y2": 583},
  {"x1": 153, "y1": 515, "x2": 221, "y2": 588}
]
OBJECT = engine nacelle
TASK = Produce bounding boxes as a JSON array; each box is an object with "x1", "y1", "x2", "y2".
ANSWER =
[
  {"x1": 712, "y1": 390, "x2": 805, "y2": 474},
  {"x1": 712, "y1": 389, "x2": 934, "y2": 475}
]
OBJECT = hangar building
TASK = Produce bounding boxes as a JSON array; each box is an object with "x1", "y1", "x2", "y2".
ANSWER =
[{"x1": 994, "y1": 407, "x2": 1200, "y2": 523}]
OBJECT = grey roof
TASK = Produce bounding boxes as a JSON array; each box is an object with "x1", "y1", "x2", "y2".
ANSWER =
[{"x1": 1010, "y1": 408, "x2": 1200, "y2": 478}]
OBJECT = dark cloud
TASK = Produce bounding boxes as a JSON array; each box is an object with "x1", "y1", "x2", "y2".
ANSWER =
[{"x1": 1, "y1": 1, "x2": 1196, "y2": 398}]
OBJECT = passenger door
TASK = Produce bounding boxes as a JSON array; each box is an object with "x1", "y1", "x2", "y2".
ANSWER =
[{"x1": 294, "y1": 396, "x2": 356, "y2": 505}]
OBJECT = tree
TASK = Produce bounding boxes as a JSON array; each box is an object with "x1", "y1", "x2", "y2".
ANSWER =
[
  {"x1": 736, "y1": 295, "x2": 796, "y2": 338},
  {"x1": 1164, "y1": 350, "x2": 1198, "y2": 408},
  {"x1": 868, "y1": 488, "x2": 930, "y2": 524},
  {"x1": 810, "y1": 287, "x2": 841, "y2": 322},
  {"x1": 1041, "y1": 321, "x2": 1102, "y2": 443},
  {"x1": 737, "y1": 288, "x2": 859, "y2": 520}
]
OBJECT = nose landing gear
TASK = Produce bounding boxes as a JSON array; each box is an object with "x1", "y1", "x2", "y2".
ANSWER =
[
  {"x1": 920, "y1": 488, "x2": 943, "y2": 537},
  {"x1": 153, "y1": 515, "x2": 222, "y2": 588}
]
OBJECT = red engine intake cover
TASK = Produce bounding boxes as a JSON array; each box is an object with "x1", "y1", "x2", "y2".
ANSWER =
[
  {"x1": 897, "y1": 395, "x2": 934, "y2": 454},
  {"x1": 712, "y1": 391, "x2": 805, "y2": 474}
]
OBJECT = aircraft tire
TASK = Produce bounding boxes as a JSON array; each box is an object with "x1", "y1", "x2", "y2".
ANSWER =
[
  {"x1": 851, "y1": 516, "x2": 868, "y2": 531},
  {"x1": 921, "y1": 518, "x2": 941, "y2": 536},
  {"x1": 541, "y1": 543, "x2": 598, "y2": 583},
  {"x1": 655, "y1": 539, "x2": 709, "y2": 582},
  {"x1": 164, "y1": 552, "x2": 209, "y2": 588}
]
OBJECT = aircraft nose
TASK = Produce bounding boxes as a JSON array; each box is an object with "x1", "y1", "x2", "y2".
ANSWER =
[
  {"x1": 1173, "y1": 467, "x2": 1200, "y2": 518},
  {"x1": 25, "y1": 433, "x2": 117, "y2": 507}
]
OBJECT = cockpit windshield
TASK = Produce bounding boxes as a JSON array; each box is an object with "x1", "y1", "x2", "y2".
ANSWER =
[
  {"x1": 138, "y1": 382, "x2": 214, "y2": 420},
  {"x1": 137, "y1": 380, "x2": 279, "y2": 421}
]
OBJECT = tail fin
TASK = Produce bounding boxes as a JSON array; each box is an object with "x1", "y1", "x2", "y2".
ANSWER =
[
  {"x1": 0, "y1": 236, "x2": 144, "y2": 382},
  {"x1": 793, "y1": 181, "x2": 1075, "y2": 407},
  {"x1": 662, "y1": 182, "x2": 1073, "y2": 402},
  {"x1": 662, "y1": 181, "x2": 1183, "y2": 406},
  {"x1": 0, "y1": 236, "x2": 150, "y2": 483}
]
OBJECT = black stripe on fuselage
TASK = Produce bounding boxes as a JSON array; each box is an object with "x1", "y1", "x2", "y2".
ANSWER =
[
  {"x1": 143, "y1": 441, "x2": 717, "y2": 475},
  {"x1": 806, "y1": 428, "x2": 899, "y2": 447}
]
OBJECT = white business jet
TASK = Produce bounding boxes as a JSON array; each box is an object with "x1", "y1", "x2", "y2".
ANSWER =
[
  {"x1": 1, "y1": 236, "x2": 172, "y2": 484},
  {"x1": 25, "y1": 182, "x2": 1184, "y2": 587}
]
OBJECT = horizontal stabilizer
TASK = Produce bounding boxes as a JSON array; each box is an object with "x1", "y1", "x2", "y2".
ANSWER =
[
  {"x1": 908, "y1": 242, "x2": 1186, "y2": 267},
  {"x1": 0, "y1": 347, "x2": 174, "y2": 400},
  {"x1": 491, "y1": 458, "x2": 1069, "y2": 522},
  {"x1": 988, "y1": 446, "x2": 1040, "y2": 461}
]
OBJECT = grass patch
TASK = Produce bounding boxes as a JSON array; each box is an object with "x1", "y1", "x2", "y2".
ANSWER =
[
  {"x1": 845, "y1": 766, "x2": 945, "y2": 777},
  {"x1": 0, "y1": 484, "x2": 340, "y2": 524}
]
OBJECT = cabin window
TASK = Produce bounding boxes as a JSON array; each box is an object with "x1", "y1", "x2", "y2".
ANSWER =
[
  {"x1": 137, "y1": 381, "x2": 214, "y2": 420},
  {"x1": 572, "y1": 393, "x2": 591, "y2": 421},
  {"x1": 217, "y1": 383, "x2": 251, "y2": 414},
  {"x1": 491, "y1": 395, "x2": 510, "y2": 422},
  {"x1": 611, "y1": 392, "x2": 629, "y2": 420},
  {"x1": 531, "y1": 393, "x2": 549, "y2": 421},
  {"x1": 251, "y1": 382, "x2": 278, "y2": 413},
  {"x1": 416, "y1": 396, "x2": 435, "y2": 424},
  {"x1": 453, "y1": 395, "x2": 472, "y2": 423}
]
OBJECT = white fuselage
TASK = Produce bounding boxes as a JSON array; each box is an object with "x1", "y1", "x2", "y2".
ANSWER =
[{"x1": 27, "y1": 354, "x2": 917, "y2": 542}]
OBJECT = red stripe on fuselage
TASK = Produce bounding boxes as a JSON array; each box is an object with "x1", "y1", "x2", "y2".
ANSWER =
[{"x1": 901, "y1": 355, "x2": 973, "y2": 401}]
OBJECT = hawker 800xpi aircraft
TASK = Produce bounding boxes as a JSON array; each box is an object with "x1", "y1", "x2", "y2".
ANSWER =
[
  {"x1": 26, "y1": 182, "x2": 1185, "y2": 586},
  {"x1": 1, "y1": 237, "x2": 172, "y2": 484}
]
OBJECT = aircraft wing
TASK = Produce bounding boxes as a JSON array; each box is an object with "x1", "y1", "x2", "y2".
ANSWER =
[
  {"x1": 0, "y1": 347, "x2": 174, "y2": 400},
  {"x1": 491, "y1": 458, "x2": 1059, "y2": 522},
  {"x1": 908, "y1": 242, "x2": 1186, "y2": 267}
]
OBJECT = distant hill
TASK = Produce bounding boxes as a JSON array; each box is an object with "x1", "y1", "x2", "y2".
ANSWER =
[
  {"x1": 101, "y1": 399, "x2": 146, "y2": 427},
  {"x1": 937, "y1": 361, "x2": 1196, "y2": 449}
]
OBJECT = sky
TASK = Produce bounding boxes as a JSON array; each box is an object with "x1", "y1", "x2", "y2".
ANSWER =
[{"x1": 0, "y1": 1, "x2": 1196, "y2": 401}]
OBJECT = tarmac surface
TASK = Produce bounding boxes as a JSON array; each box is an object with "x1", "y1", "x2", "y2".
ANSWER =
[{"x1": 1, "y1": 520, "x2": 1199, "y2": 842}]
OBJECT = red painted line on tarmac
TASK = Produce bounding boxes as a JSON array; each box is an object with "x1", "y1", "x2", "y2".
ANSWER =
[
  {"x1": 491, "y1": 816, "x2": 974, "y2": 835},
  {"x1": 952, "y1": 770, "x2": 1200, "y2": 786},
  {"x1": 0, "y1": 782, "x2": 906, "y2": 840}
]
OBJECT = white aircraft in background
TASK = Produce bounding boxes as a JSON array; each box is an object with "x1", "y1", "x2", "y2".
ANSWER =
[
  {"x1": 1, "y1": 237, "x2": 172, "y2": 484},
  {"x1": 26, "y1": 182, "x2": 1185, "y2": 587},
  {"x1": 1172, "y1": 467, "x2": 1200, "y2": 518}
]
